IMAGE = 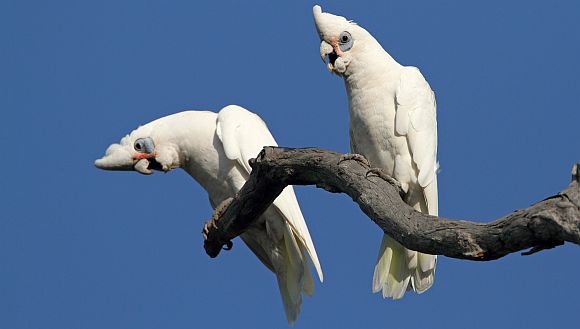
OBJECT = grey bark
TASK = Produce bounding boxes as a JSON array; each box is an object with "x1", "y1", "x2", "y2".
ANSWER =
[{"x1": 202, "y1": 147, "x2": 580, "y2": 260}]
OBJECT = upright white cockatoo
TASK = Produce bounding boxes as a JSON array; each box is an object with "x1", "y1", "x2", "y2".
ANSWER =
[
  {"x1": 94, "y1": 105, "x2": 323, "y2": 324},
  {"x1": 313, "y1": 5, "x2": 438, "y2": 299}
]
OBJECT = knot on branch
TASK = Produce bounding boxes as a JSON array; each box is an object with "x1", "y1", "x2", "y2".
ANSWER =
[{"x1": 248, "y1": 147, "x2": 269, "y2": 170}]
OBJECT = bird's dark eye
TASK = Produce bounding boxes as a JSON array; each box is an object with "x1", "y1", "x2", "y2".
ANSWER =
[
  {"x1": 338, "y1": 31, "x2": 353, "y2": 52},
  {"x1": 134, "y1": 137, "x2": 155, "y2": 153}
]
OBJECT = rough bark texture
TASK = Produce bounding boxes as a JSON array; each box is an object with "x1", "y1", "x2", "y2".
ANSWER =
[{"x1": 203, "y1": 147, "x2": 580, "y2": 260}]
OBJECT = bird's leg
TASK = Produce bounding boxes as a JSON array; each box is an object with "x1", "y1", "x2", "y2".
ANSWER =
[
  {"x1": 366, "y1": 168, "x2": 405, "y2": 198},
  {"x1": 337, "y1": 153, "x2": 371, "y2": 168},
  {"x1": 202, "y1": 197, "x2": 234, "y2": 251}
]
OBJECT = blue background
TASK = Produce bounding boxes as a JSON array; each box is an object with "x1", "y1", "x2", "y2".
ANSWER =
[{"x1": 2, "y1": 1, "x2": 579, "y2": 328}]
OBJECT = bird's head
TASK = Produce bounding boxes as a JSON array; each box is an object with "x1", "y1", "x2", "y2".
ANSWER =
[
  {"x1": 95, "y1": 120, "x2": 180, "y2": 175},
  {"x1": 312, "y1": 5, "x2": 377, "y2": 76}
]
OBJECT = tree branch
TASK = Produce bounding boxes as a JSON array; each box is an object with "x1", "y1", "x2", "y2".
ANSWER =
[{"x1": 202, "y1": 147, "x2": 580, "y2": 261}]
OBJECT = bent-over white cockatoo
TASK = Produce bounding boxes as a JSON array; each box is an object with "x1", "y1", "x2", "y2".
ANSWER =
[
  {"x1": 95, "y1": 105, "x2": 323, "y2": 324},
  {"x1": 313, "y1": 5, "x2": 438, "y2": 299}
]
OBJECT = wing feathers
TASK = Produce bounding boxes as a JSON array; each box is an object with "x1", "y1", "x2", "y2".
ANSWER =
[
  {"x1": 216, "y1": 105, "x2": 322, "y2": 323},
  {"x1": 217, "y1": 105, "x2": 276, "y2": 174},
  {"x1": 395, "y1": 67, "x2": 438, "y2": 206}
]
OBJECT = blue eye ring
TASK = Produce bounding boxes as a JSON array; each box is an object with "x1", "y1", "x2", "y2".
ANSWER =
[
  {"x1": 339, "y1": 31, "x2": 351, "y2": 44},
  {"x1": 134, "y1": 137, "x2": 155, "y2": 154},
  {"x1": 338, "y1": 31, "x2": 353, "y2": 52}
]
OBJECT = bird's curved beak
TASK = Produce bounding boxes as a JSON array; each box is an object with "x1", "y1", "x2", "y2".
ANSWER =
[
  {"x1": 319, "y1": 40, "x2": 337, "y2": 70},
  {"x1": 95, "y1": 143, "x2": 134, "y2": 170},
  {"x1": 94, "y1": 143, "x2": 155, "y2": 175}
]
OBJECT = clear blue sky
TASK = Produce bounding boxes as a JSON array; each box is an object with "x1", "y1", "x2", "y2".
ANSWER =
[{"x1": 2, "y1": 1, "x2": 579, "y2": 328}]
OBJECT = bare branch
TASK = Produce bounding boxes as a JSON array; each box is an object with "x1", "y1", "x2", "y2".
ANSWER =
[{"x1": 203, "y1": 147, "x2": 580, "y2": 261}]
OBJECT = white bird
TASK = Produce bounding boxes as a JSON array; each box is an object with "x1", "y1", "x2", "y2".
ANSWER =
[
  {"x1": 313, "y1": 5, "x2": 438, "y2": 299},
  {"x1": 95, "y1": 105, "x2": 323, "y2": 324}
]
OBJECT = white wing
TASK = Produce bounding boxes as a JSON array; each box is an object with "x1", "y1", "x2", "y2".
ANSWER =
[
  {"x1": 395, "y1": 67, "x2": 438, "y2": 216},
  {"x1": 216, "y1": 105, "x2": 323, "y2": 281},
  {"x1": 216, "y1": 105, "x2": 275, "y2": 175}
]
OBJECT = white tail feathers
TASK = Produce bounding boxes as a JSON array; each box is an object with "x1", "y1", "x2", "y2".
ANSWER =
[
  {"x1": 372, "y1": 235, "x2": 436, "y2": 299},
  {"x1": 373, "y1": 176, "x2": 438, "y2": 298},
  {"x1": 276, "y1": 224, "x2": 315, "y2": 325},
  {"x1": 413, "y1": 252, "x2": 436, "y2": 293}
]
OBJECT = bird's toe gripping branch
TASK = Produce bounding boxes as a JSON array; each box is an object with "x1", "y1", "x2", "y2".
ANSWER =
[
  {"x1": 366, "y1": 168, "x2": 405, "y2": 198},
  {"x1": 337, "y1": 153, "x2": 405, "y2": 199},
  {"x1": 202, "y1": 197, "x2": 234, "y2": 257},
  {"x1": 337, "y1": 153, "x2": 371, "y2": 168}
]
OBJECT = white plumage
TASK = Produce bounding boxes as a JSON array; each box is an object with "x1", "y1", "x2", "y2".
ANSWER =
[
  {"x1": 95, "y1": 105, "x2": 322, "y2": 324},
  {"x1": 313, "y1": 5, "x2": 438, "y2": 299}
]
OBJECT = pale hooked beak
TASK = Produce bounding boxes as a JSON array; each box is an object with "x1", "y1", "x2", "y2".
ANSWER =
[
  {"x1": 94, "y1": 143, "x2": 155, "y2": 175},
  {"x1": 319, "y1": 40, "x2": 336, "y2": 70}
]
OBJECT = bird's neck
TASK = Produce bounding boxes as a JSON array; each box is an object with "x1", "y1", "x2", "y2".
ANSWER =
[
  {"x1": 152, "y1": 111, "x2": 223, "y2": 190},
  {"x1": 344, "y1": 54, "x2": 402, "y2": 119},
  {"x1": 151, "y1": 111, "x2": 241, "y2": 206},
  {"x1": 344, "y1": 49, "x2": 401, "y2": 89}
]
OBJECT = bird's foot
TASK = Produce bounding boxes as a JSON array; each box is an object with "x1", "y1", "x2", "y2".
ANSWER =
[
  {"x1": 338, "y1": 153, "x2": 371, "y2": 167},
  {"x1": 366, "y1": 168, "x2": 405, "y2": 197},
  {"x1": 202, "y1": 197, "x2": 234, "y2": 252}
]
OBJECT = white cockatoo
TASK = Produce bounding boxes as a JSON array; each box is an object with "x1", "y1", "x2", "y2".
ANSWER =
[
  {"x1": 313, "y1": 5, "x2": 438, "y2": 299},
  {"x1": 95, "y1": 105, "x2": 323, "y2": 324}
]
